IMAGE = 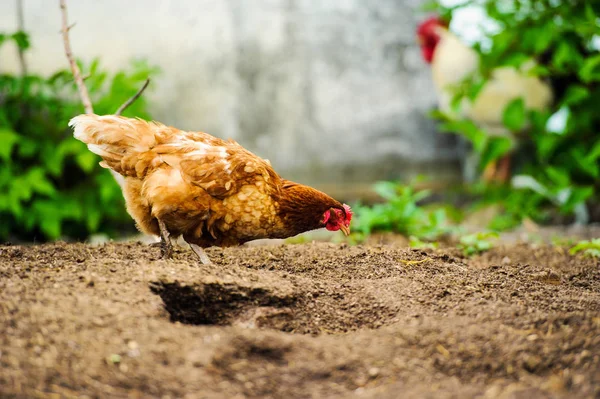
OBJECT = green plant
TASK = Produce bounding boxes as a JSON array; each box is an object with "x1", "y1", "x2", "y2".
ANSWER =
[
  {"x1": 466, "y1": 183, "x2": 548, "y2": 231},
  {"x1": 569, "y1": 239, "x2": 600, "y2": 258},
  {"x1": 409, "y1": 236, "x2": 439, "y2": 249},
  {"x1": 425, "y1": 0, "x2": 600, "y2": 224},
  {"x1": 458, "y1": 231, "x2": 498, "y2": 256},
  {"x1": 0, "y1": 31, "x2": 159, "y2": 241},
  {"x1": 352, "y1": 180, "x2": 454, "y2": 241}
]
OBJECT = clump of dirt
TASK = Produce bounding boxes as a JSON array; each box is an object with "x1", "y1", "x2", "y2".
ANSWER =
[{"x1": 0, "y1": 241, "x2": 599, "y2": 398}]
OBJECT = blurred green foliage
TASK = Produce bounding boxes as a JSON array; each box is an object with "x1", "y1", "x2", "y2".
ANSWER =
[
  {"x1": 569, "y1": 238, "x2": 600, "y2": 258},
  {"x1": 425, "y1": 0, "x2": 600, "y2": 226},
  {"x1": 0, "y1": 31, "x2": 159, "y2": 242},
  {"x1": 352, "y1": 180, "x2": 456, "y2": 241},
  {"x1": 457, "y1": 231, "x2": 498, "y2": 256}
]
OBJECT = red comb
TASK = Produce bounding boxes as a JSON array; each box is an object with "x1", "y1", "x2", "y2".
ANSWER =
[
  {"x1": 342, "y1": 204, "x2": 353, "y2": 222},
  {"x1": 417, "y1": 16, "x2": 448, "y2": 35}
]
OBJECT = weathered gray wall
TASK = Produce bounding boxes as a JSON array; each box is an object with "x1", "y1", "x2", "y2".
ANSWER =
[{"x1": 0, "y1": 0, "x2": 462, "y2": 199}]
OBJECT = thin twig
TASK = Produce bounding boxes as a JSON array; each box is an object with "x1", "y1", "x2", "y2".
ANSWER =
[
  {"x1": 59, "y1": 0, "x2": 93, "y2": 114},
  {"x1": 59, "y1": 0, "x2": 150, "y2": 118},
  {"x1": 115, "y1": 78, "x2": 150, "y2": 115},
  {"x1": 16, "y1": 0, "x2": 27, "y2": 77}
]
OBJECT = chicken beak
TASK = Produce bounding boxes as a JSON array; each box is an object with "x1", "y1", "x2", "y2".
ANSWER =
[{"x1": 339, "y1": 224, "x2": 350, "y2": 236}]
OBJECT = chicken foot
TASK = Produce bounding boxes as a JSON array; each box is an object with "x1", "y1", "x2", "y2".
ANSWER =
[
  {"x1": 188, "y1": 242, "x2": 213, "y2": 265},
  {"x1": 157, "y1": 219, "x2": 173, "y2": 259}
]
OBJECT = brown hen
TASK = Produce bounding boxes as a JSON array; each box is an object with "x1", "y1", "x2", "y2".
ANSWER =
[{"x1": 70, "y1": 114, "x2": 352, "y2": 264}]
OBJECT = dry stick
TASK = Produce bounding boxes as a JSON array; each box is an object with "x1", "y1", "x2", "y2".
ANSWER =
[
  {"x1": 59, "y1": 0, "x2": 149, "y2": 190},
  {"x1": 59, "y1": 0, "x2": 150, "y2": 116},
  {"x1": 115, "y1": 78, "x2": 150, "y2": 115},
  {"x1": 59, "y1": 0, "x2": 93, "y2": 114},
  {"x1": 16, "y1": 0, "x2": 27, "y2": 77}
]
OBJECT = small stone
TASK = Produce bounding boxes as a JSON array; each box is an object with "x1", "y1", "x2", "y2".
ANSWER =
[
  {"x1": 354, "y1": 376, "x2": 368, "y2": 387},
  {"x1": 572, "y1": 374, "x2": 585, "y2": 385},
  {"x1": 368, "y1": 367, "x2": 380, "y2": 378},
  {"x1": 524, "y1": 355, "x2": 542, "y2": 371},
  {"x1": 108, "y1": 354, "x2": 121, "y2": 364},
  {"x1": 127, "y1": 341, "x2": 139, "y2": 350}
]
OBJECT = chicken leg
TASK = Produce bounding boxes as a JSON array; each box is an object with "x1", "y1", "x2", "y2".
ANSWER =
[
  {"x1": 157, "y1": 219, "x2": 173, "y2": 259},
  {"x1": 188, "y1": 242, "x2": 213, "y2": 265}
]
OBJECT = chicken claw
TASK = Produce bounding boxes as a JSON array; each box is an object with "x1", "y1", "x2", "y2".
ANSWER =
[
  {"x1": 157, "y1": 219, "x2": 173, "y2": 259},
  {"x1": 188, "y1": 242, "x2": 213, "y2": 265}
]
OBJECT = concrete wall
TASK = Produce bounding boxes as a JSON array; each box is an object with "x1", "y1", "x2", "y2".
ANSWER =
[{"x1": 0, "y1": 0, "x2": 462, "y2": 199}]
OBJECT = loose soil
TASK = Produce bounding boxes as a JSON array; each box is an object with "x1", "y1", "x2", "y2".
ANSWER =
[{"x1": 1, "y1": 240, "x2": 599, "y2": 398}]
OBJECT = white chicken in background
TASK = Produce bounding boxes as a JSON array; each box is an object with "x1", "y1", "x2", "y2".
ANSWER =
[{"x1": 417, "y1": 17, "x2": 554, "y2": 182}]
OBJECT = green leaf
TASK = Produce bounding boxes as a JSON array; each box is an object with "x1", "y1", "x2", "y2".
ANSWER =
[
  {"x1": 546, "y1": 167, "x2": 570, "y2": 188},
  {"x1": 586, "y1": 141, "x2": 600, "y2": 162},
  {"x1": 561, "y1": 85, "x2": 590, "y2": 106},
  {"x1": 502, "y1": 98, "x2": 526, "y2": 131},
  {"x1": 26, "y1": 168, "x2": 56, "y2": 197},
  {"x1": 502, "y1": 53, "x2": 529, "y2": 68},
  {"x1": 526, "y1": 65, "x2": 550, "y2": 77},
  {"x1": 467, "y1": 79, "x2": 487, "y2": 101},
  {"x1": 10, "y1": 178, "x2": 32, "y2": 202},
  {"x1": 561, "y1": 186, "x2": 594, "y2": 214},
  {"x1": 33, "y1": 201, "x2": 63, "y2": 239},
  {"x1": 86, "y1": 207, "x2": 102, "y2": 231},
  {"x1": 552, "y1": 41, "x2": 574, "y2": 71},
  {"x1": 458, "y1": 232, "x2": 498, "y2": 256},
  {"x1": 579, "y1": 54, "x2": 600, "y2": 83},
  {"x1": 440, "y1": 119, "x2": 488, "y2": 153},
  {"x1": 40, "y1": 214, "x2": 62, "y2": 239},
  {"x1": 373, "y1": 181, "x2": 400, "y2": 200},
  {"x1": 570, "y1": 239, "x2": 600, "y2": 257},
  {"x1": 450, "y1": 91, "x2": 464, "y2": 115},
  {"x1": 511, "y1": 175, "x2": 552, "y2": 199},
  {"x1": 75, "y1": 151, "x2": 98, "y2": 173},
  {"x1": 479, "y1": 137, "x2": 512, "y2": 170},
  {"x1": 0, "y1": 129, "x2": 19, "y2": 162},
  {"x1": 585, "y1": 4, "x2": 597, "y2": 24},
  {"x1": 533, "y1": 25, "x2": 555, "y2": 54},
  {"x1": 17, "y1": 137, "x2": 38, "y2": 158},
  {"x1": 534, "y1": 133, "x2": 560, "y2": 161},
  {"x1": 11, "y1": 31, "x2": 30, "y2": 50},
  {"x1": 573, "y1": 147, "x2": 600, "y2": 178}
]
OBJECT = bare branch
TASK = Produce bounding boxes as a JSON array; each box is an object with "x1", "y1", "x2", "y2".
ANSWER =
[
  {"x1": 59, "y1": 0, "x2": 93, "y2": 114},
  {"x1": 115, "y1": 78, "x2": 151, "y2": 116},
  {"x1": 59, "y1": 0, "x2": 150, "y2": 118},
  {"x1": 16, "y1": 0, "x2": 27, "y2": 77}
]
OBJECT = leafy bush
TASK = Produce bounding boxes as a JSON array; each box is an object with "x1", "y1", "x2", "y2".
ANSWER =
[
  {"x1": 0, "y1": 31, "x2": 159, "y2": 242},
  {"x1": 425, "y1": 0, "x2": 600, "y2": 225},
  {"x1": 466, "y1": 183, "x2": 548, "y2": 231},
  {"x1": 352, "y1": 181, "x2": 455, "y2": 241}
]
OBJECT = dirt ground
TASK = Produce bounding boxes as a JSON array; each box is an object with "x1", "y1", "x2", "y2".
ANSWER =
[{"x1": 1, "y1": 239, "x2": 599, "y2": 398}]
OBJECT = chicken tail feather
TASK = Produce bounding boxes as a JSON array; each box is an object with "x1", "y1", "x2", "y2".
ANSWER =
[{"x1": 69, "y1": 114, "x2": 160, "y2": 179}]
